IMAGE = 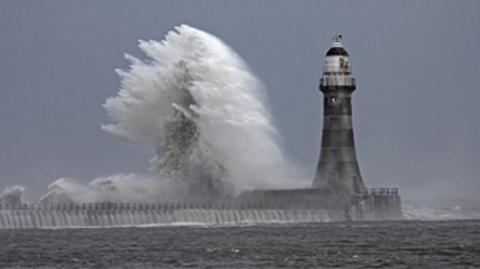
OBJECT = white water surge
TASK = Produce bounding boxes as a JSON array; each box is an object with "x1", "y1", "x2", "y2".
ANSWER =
[
  {"x1": 100, "y1": 24, "x2": 298, "y2": 200},
  {"x1": 1, "y1": 25, "x2": 301, "y2": 204}
]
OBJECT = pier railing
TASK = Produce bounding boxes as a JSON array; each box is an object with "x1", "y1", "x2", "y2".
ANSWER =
[
  {"x1": 369, "y1": 188, "x2": 398, "y2": 196},
  {"x1": 0, "y1": 202, "x2": 313, "y2": 211},
  {"x1": 0, "y1": 188, "x2": 399, "y2": 211}
]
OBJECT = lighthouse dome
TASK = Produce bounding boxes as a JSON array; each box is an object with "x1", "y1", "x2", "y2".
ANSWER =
[{"x1": 326, "y1": 46, "x2": 349, "y2": 56}]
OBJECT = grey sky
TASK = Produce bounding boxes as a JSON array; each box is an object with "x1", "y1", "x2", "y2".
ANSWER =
[{"x1": 1, "y1": 0, "x2": 479, "y2": 201}]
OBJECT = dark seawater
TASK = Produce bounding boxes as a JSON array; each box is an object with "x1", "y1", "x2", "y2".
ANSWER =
[{"x1": 1, "y1": 220, "x2": 479, "y2": 269}]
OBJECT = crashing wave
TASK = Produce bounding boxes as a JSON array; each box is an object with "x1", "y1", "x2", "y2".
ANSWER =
[
  {"x1": 31, "y1": 25, "x2": 300, "y2": 204},
  {"x1": 0, "y1": 185, "x2": 24, "y2": 206},
  {"x1": 101, "y1": 25, "x2": 299, "y2": 201}
]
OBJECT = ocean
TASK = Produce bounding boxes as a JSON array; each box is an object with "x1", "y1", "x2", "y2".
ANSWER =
[{"x1": 1, "y1": 220, "x2": 479, "y2": 268}]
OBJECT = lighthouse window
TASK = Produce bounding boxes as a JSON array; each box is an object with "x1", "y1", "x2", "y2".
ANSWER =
[{"x1": 330, "y1": 97, "x2": 340, "y2": 105}]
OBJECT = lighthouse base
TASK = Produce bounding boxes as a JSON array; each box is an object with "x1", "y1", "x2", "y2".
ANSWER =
[{"x1": 237, "y1": 187, "x2": 402, "y2": 221}]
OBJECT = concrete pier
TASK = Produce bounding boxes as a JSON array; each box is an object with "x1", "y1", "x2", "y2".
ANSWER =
[{"x1": 0, "y1": 188, "x2": 402, "y2": 229}]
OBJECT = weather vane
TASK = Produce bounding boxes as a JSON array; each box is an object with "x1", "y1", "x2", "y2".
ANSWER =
[{"x1": 333, "y1": 34, "x2": 343, "y2": 42}]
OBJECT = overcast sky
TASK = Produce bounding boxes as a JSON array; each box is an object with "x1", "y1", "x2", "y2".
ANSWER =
[{"x1": 1, "y1": 0, "x2": 479, "y2": 201}]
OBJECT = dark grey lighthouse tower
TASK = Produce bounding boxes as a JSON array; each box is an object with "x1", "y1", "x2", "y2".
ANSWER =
[{"x1": 312, "y1": 35, "x2": 367, "y2": 194}]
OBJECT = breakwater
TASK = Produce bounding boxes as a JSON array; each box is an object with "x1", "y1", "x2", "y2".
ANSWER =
[
  {"x1": 0, "y1": 205, "x2": 330, "y2": 229},
  {"x1": 0, "y1": 188, "x2": 402, "y2": 229}
]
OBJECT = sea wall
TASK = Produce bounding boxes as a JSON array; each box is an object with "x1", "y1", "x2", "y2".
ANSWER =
[
  {"x1": 351, "y1": 188, "x2": 403, "y2": 220},
  {"x1": 0, "y1": 204, "x2": 331, "y2": 229},
  {"x1": 0, "y1": 188, "x2": 402, "y2": 229}
]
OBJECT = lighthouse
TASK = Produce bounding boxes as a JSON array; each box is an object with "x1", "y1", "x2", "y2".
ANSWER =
[{"x1": 311, "y1": 35, "x2": 367, "y2": 194}]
